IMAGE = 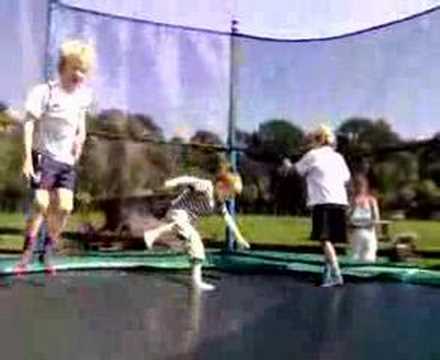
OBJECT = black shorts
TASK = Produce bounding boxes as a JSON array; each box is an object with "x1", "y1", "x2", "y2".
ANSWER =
[
  {"x1": 31, "y1": 152, "x2": 76, "y2": 191},
  {"x1": 311, "y1": 204, "x2": 347, "y2": 243}
]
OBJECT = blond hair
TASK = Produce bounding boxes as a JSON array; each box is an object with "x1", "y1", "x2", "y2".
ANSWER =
[
  {"x1": 58, "y1": 39, "x2": 95, "y2": 74},
  {"x1": 312, "y1": 124, "x2": 335, "y2": 146},
  {"x1": 216, "y1": 163, "x2": 243, "y2": 195}
]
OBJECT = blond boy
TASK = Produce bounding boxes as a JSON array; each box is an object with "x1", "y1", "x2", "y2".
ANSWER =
[{"x1": 16, "y1": 40, "x2": 95, "y2": 273}]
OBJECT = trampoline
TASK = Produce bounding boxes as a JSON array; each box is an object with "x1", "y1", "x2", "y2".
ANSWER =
[
  {"x1": 1, "y1": 251, "x2": 440, "y2": 360},
  {"x1": 3, "y1": 1, "x2": 440, "y2": 359}
]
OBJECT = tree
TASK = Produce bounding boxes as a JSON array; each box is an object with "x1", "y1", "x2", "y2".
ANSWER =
[
  {"x1": 338, "y1": 117, "x2": 400, "y2": 170},
  {"x1": 191, "y1": 130, "x2": 222, "y2": 146},
  {"x1": 127, "y1": 113, "x2": 163, "y2": 140},
  {"x1": 184, "y1": 130, "x2": 224, "y2": 176},
  {"x1": 248, "y1": 119, "x2": 305, "y2": 162},
  {"x1": 237, "y1": 121, "x2": 306, "y2": 214},
  {"x1": 78, "y1": 110, "x2": 172, "y2": 232},
  {"x1": 419, "y1": 132, "x2": 440, "y2": 186},
  {"x1": 0, "y1": 107, "x2": 27, "y2": 210},
  {"x1": 338, "y1": 117, "x2": 400, "y2": 150},
  {"x1": 0, "y1": 131, "x2": 27, "y2": 211},
  {"x1": 337, "y1": 117, "x2": 428, "y2": 216}
]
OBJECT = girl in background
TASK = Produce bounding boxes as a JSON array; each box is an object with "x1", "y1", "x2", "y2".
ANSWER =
[{"x1": 349, "y1": 174, "x2": 380, "y2": 262}]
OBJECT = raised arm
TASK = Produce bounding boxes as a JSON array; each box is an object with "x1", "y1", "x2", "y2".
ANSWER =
[
  {"x1": 164, "y1": 176, "x2": 206, "y2": 189},
  {"x1": 294, "y1": 151, "x2": 314, "y2": 177}
]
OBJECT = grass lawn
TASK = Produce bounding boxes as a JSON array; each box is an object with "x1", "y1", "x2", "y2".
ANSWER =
[
  {"x1": 200, "y1": 215, "x2": 312, "y2": 246},
  {"x1": 2, "y1": 212, "x2": 440, "y2": 265},
  {"x1": 0, "y1": 212, "x2": 104, "y2": 251},
  {"x1": 201, "y1": 215, "x2": 440, "y2": 249},
  {"x1": 390, "y1": 220, "x2": 440, "y2": 250}
]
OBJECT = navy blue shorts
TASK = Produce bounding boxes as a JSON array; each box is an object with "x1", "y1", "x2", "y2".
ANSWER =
[
  {"x1": 311, "y1": 204, "x2": 347, "y2": 243},
  {"x1": 31, "y1": 152, "x2": 76, "y2": 191}
]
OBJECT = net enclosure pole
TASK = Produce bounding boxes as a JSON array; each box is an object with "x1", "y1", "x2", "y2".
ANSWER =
[
  {"x1": 225, "y1": 19, "x2": 240, "y2": 251},
  {"x1": 44, "y1": 0, "x2": 57, "y2": 81}
]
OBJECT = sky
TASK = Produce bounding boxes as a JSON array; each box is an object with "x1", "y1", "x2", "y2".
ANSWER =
[{"x1": 2, "y1": 0, "x2": 440, "y2": 140}]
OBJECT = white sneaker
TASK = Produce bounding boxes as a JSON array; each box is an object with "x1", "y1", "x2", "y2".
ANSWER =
[
  {"x1": 143, "y1": 229, "x2": 161, "y2": 249},
  {"x1": 321, "y1": 273, "x2": 344, "y2": 287},
  {"x1": 192, "y1": 280, "x2": 216, "y2": 291}
]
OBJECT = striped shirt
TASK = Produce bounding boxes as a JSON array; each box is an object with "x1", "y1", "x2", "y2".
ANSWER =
[{"x1": 169, "y1": 179, "x2": 226, "y2": 222}]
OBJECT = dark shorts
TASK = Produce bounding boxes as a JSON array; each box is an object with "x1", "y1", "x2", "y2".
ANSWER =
[
  {"x1": 311, "y1": 204, "x2": 347, "y2": 243},
  {"x1": 31, "y1": 152, "x2": 76, "y2": 191}
]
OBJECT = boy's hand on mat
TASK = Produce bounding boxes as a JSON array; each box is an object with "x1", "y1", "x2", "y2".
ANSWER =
[{"x1": 236, "y1": 237, "x2": 250, "y2": 250}]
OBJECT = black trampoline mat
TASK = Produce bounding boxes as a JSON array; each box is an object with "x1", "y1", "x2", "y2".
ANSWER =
[{"x1": 1, "y1": 271, "x2": 439, "y2": 360}]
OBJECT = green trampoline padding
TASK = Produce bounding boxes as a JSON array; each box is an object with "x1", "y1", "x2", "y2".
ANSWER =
[{"x1": 0, "y1": 249, "x2": 439, "y2": 286}]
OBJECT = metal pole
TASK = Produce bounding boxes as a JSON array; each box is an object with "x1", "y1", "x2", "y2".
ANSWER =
[
  {"x1": 226, "y1": 19, "x2": 239, "y2": 251},
  {"x1": 36, "y1": 0, "x2": 58, "y2": 254},
  {"x1": 44, "y1": 0, "x2": 57, "y2": 81}
]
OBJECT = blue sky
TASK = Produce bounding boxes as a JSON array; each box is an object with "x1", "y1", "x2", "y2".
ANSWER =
[{"x1": 2, "y1": 0, "x2": 440, "y2": 140}]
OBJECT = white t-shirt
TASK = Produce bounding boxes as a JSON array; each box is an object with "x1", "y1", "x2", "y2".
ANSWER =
[
  {"x1": 25, "y1": 80, "x2": 93, "y2": 165},
  {"x1": 295, "y1": 146, "x2": 350, "y2": 207}
]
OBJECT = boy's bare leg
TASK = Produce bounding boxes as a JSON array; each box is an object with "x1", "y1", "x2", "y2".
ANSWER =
[
  {"x1": 44, "y1": 189, "x2": 73, "y2": 273},
  {"x1": 169, "y1": 210, "x2": 215, "y2": 291},
  {"x1": 321, "y1": 241, "x2": 343, "y2": 287},
  {"x1": 182, "y1": 224, "x2": 214, "y2": 291},
  {"x1": 191, "y1": 260, "x2": 215, "y2": 291},
  {"x1": 15, "y1": 190, "x2": 49, "y2": 272},
  {"x1": 44, "y1": 200, "x2": 60, "y2": 273}
]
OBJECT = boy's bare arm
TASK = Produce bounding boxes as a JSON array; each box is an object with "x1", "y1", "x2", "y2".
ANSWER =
[
  {"x1": 222, "y1": 206, "x2": 250, "y2": 249},
  {"x1": 22, "y1": 114, "x2": 35, "y2": 178},
  {"x1": 164, "y1": 176, "x2": 206, "y2": 189}
]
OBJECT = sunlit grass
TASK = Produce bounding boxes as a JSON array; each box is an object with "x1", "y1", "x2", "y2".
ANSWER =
[{"x1": 2, "y1": 212, "x2": 440, "y2": 267}]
